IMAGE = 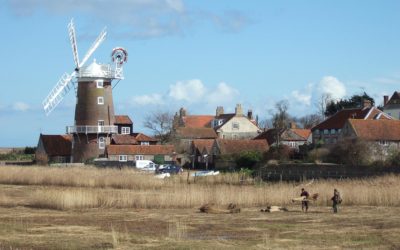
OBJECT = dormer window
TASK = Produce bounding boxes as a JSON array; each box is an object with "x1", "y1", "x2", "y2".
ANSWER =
[{"x1": 121, "y1": 127, "x2": 130, "y2": 135}]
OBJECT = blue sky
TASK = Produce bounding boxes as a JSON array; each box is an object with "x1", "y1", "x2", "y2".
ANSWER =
[{"x1": 1, "y1": 0, "x2": 400, "y2": 147}]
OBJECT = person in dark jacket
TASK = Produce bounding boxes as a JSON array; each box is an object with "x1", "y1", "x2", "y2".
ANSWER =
[
  {"x1": 331, "y1": 188, "x2": 342, "y2": 213},
  {"x1": 300, "y1": 188, "x2": 310, "y2": 213}
]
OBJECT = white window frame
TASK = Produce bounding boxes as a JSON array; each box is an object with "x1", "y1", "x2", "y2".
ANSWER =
[
  {"x1": 141, "y1": 141, "x2": 150, "y2": 146},
  {"x1": 121, "y1": 127, "x2": 130, "y2": 135},
  {"x1": 96, "y1": 80, "x2": 104, "y2": 88},
  {"x1": 135, "y1": 155, "x2": 144, "y2": 161},
  {"x1": 98, "y1": 137, "x2": 105, "y2": 149},
  {"x1": 119, "y1": 155, "x2": 127, "y2": 162},
  {"x1": 380, "y1": 140, "x2": 389, "y2": 146},
  {"x1": 98, "y1": 96, "x2": 104, "y2": 105}
]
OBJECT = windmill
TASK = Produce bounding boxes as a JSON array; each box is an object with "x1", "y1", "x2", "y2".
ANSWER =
[{"x1": 42, "y1": 19, "x2": 128, "y2": 162}]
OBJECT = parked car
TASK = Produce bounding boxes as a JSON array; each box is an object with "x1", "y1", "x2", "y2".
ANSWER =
[{"x1": 156, "y1": 164, "x2": 183, "y2": 174}]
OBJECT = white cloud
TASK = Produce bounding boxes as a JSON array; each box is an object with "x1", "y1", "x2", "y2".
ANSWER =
[
  {"x1": 166, "y1": 0, "x2": 184, "y2": 12},
  {"x1": 12, "y1": 102, "x2": 30, "y2": 112},
  {"x1": 291, "y1": 90, "x2": 311, "y2": 106},
  {"x1": 169, "y1": 79, "x2": 207, "y2": 102},
  {"x1": 206, "y1": 82, "x2": 239, "y2": 105},
  {"x1": 317, "y1": 76, "x2": 346, "y2": 100},
  {"x1": 6, "y1": 0, "x2": 249, "y2": 39},
  {"x1": 131, "y1": 93, "x2": 164, "y2": 106}
]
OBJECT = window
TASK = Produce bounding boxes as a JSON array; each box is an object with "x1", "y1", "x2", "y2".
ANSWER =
[
  {"x1": 119, "y1": 155, "x2": 127, "y2": 162},
  {"x1": 98, "y1": 137, "x2": 105, "y2": 149},
  {"x1": 121, "y1": 127, "x2": 130, "y2": 135},
  {"x1": 141, "y1": 141, "x2": 149, "y2": 146},
  {"x1": 96, "y1": 80, "x2": 104, "y2": 88},
  {"x1": 232, "y1": 122, "x2": 239, "y2": 130},
  {"x1": 315, "y1": 130, "x2": 320, "y2": 135},
  {"x1": 97, "y1": 97, "x2": 104, "y2": 105},
  {"x1": 135, "y1": 155, "x2": 144, "y2": 161},
  {"x1": 380, "y1": 140, "x2": 389, "y2": 146},
  {"x1": 98, "y1": 120, "x2": 104, "y2": 126},
  {"x1": 324, "y1": 129, "x2": 329, "y2": 135},
  {"x1": 331, "y1": 129, "x2": 336, "y2": 134}
]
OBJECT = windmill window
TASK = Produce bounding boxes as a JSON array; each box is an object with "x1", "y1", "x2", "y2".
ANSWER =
[
  {"x1": 121, "y1": 127, "x2": 130, "y2": 135},
  {"x1": 97, "y1": 97, "x2": 104, "y2": 105},
  {"x1": 98, "y1": 137, "x2": 105, "y2": 149},
  {"x1": 119, "y1": 155, "x2": 127, "y2": 162},
  {"x1": 96, "y1": 80, "x2": 104, "y2": 88}
]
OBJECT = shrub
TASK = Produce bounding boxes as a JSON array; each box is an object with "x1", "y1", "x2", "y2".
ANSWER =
[
  {"x1": 265, "y1": 144, "x2": 292, "y2": 161},
  {"x1": 235, "y1": 151, "x2": 262, "y2": 170}
]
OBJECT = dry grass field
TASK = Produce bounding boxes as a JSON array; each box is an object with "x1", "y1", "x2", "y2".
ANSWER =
[{"x1": 0, "y1": 165, "x2": 400, "y2": 249}]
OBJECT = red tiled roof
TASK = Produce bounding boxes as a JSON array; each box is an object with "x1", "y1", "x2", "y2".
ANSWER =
[
  {"x1": 291, "y1": 129, "x2": 311, "y2": 140},
  {"x1": 312, "y1": 107, "x2": 391, "y2": 131},
  {"x1": 176, "y1": 127, "x2": 218, "y2": 139},
  {"x1": 192, "y1": 139, "x2": 215, "y2": 154},
  {"x1": 348, "y1": 119, "x2": 400, "y2": 141},
  {"x1": 216, "y1": 139, "x2": 269, "y2": 155},
  {"x1": 132, "y1": 133, "x2": 159, "y2": 142},
  {"x1": 107, "y1": 145, "x2": 175, "y2": 155},
  {"x1": 182, "y1": 115, "x2": 214, "y2": 128},
  {"x1": 111, "y1": 135, "x2": 138, "y2": 145},
  {"x1": 114, "y1": 115, "x2": 133, "y2": 125},
  {"x1": 40, "y1": 134, "x2": 72, "y2": 156}
]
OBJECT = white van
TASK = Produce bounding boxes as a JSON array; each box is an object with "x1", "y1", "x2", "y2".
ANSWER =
[{"x1": 135, "y1": 160, "x2": 157, "y2": 171}]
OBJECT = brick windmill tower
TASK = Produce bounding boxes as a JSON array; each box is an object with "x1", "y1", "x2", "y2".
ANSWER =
[{"x1": 42, "y1": 19, "x2": 128, "y2": 162}]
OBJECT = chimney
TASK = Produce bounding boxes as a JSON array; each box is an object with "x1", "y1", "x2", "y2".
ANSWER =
[
  {"x1": 235, "y1": 104, "x2": 243, "y2": 116},
  {"x1": 247, "y1": 109, "x2": 253, "y2": 120},
  {"x1": 384, "y1": 95, "x2": 389, "y2": 106},
  {"x1": 290, "y1": 122, "x2": 297, "y2": 129},
  {"x1": 179, "y1": 107, "x2": 187, "y2": 117},
  {"x1": 216, "y1": 106, "x2": 224, "y2": 117},
  {"x1": 363, "y1": 99, "x2": 372, "y2": 108}
]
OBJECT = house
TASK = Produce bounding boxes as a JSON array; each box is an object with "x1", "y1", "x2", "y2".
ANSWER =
[
  {"x1": 35, "y1": 134, "x2": 72, "y2": 164},
  {"x1": 254, "y1": 123, "x2": 311, "y2": 151},
  {"x1": 173, "y1": 104, "x2": 261, "y2": 141},
  {"x1": 311, "y1": 100, "x2": 392, "y2": 145},
  {"x1": 341, "y1": 119, "x2": 400, "y2": 160},
  {"x1": 112, "y1": 115, "x2": 158, "y2": 146},
  {"x1": 383, "y1": 92, "x2": 400, "y2": 119},
  {"x1": 211, "y1": 104, "x2": 261, "y2": 139},
  {"x1": 132, "y1": 133, "x2": 159, "y2": 145},
  {"x1": 107, "y1": 144, "x2": 176, "y2": 164}
]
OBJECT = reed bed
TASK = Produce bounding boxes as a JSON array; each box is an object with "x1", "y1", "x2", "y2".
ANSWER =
[{"x1": 1, "y1": 165, "x2": 400, "y2": 210}]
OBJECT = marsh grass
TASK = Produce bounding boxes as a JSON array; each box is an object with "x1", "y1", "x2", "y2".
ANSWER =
[{"x1": 0, "y1": 165, "x2": 400, "y2": 210}]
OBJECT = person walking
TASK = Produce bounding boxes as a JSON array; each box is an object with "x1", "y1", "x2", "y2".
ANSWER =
[
  {"x1": 331, "y1": 188, "x2": 342, "y2": 213},
  {"x1": 300, "y1": 188, "x2": 310, "y2": 213}
]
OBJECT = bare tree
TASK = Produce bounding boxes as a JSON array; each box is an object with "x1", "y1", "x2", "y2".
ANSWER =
[
  {"x1": 314, "y1": 93, "x2": 332, "y2": 119},
  {"x1": 271, "y1": 100, "x2": 290, "y2": 145},
  {"x1": 298, "y1": 114, "x2": 322, "y2": 129},
  {"x1": 143, "y1": 110, "x2": 174, "y2": 144}
]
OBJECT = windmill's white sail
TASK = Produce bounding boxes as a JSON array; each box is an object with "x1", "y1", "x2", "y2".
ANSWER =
[{"x1": 42, "y1": 72, "x2": 75, "y2": 116}]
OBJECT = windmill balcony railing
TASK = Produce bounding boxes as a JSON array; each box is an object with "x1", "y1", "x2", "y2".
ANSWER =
[{"x1": 66, "y1": 125, "x2": 118, "y2": 134}]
